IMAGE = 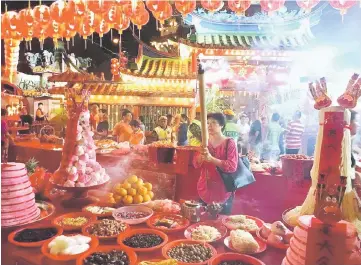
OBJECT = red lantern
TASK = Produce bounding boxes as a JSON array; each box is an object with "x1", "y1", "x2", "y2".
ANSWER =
[
  {"x1": 131, "y1": 9, "x2": 150, "y2": 30},
  {"x1": 104, "y1": 5, "x2": 120, "y2": 25},
  {"x1": 95, "y1": 18, "x2": 111, "y2": 47},
  {"x1": 296, "y1": 0, "x2": 320, "y2": 11},
  {"x1": 46, "y1": 21, "x2": 65, "y2": 47},
  {"x1": 260, "y1": 0, "x2": 286, "y2": 13},
  {"x1": 152, "y1": 3, "x2": 173, "y2": 24},
  {"x1": 175, "y1": 0, "x2": 197, "y2": 16},
  {"x1": 114, "y1": 13, "x2": 130, "y2": 34},
  {"x1": 82, "y1": 10, "x2": 101, "y2": 29},
  {"x1": 33, "y1": 5, "x2": 51, "y2": 27},
  {"x1": 19, "y1": 8, "x2": 34, "y2": 28},
  {"x1": 227, "y1": 0, "x2": 251, "y2": 15},
  {"x1": 87, "y1": 0, "x2": 114, "y2": 14},
  {"x1": 201, "y1": 0, "x2": 224, "y2": 13},
  {"x1": 50, "y1": 0, "x2": 67, "y2": 23},
  {"x1": 329, "y1": 0, "x2": 357, "y2": 16},
  {"x1": 70, "y1": 0, "x2": 86, "y2": 17},
  {"x1": 33, "y1": 22, "x2": 47, "y2": 48},
  {"x1": 146, "y1": 0, "x2": 167, "y2": 13},
  {"x1": 123, "y1": 1, "x2": 146, "y2": 19},
  {"x1": 2, "y1": 11, "x2": 20, "y2": 32}
]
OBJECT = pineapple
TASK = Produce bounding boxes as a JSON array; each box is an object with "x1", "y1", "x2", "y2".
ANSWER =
[{"x1": 25, "y1": 158, "x2": 39, "y2": 175}]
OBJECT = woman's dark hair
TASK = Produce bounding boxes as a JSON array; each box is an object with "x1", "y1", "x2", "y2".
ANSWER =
[
  {"x1": 181, "y1": 114, "x2": 189, "y2": 123},
  {"x1": 122, "y1": 109, "x2": 132, "y2": 117},
  {"x1": 207, "y1": 112, "x2": 226, "y2": 128},
  {"x1": 129, "y1": 120, "x2": 140, "y2": 128},
  {"x1": 225, "y1": 114, "x2": 234, "y2": 121},
  {"x1": 1, "y1": 108, "x2": 7, "y2": 117},
  {"x1": 271, "y1": 113, "x2": 280, "y2": 122},
  {"x1": 351, "y1": 110, "x2": 357, "y2": 122},
  {"x1": 249, "y1": 120, "x2": 262, "y2": 144},
  {"x1": 38, "y1": 102, "x2": 43, "y2": 107},
  {"x1": 100, "y1": 109, "x2": 107, "y2": 114}
]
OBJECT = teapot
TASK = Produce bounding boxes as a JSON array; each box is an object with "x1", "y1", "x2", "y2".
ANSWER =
[{"x1": 181, "y1": 200, "x2": 206, "y2": 223}]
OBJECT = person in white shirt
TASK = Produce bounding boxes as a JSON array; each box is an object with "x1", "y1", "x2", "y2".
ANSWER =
[{"x1": 237, "y1": 114, "x2": 250, "y2": 155}]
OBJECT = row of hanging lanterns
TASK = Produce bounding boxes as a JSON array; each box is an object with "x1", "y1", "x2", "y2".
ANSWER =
[{"x1": 1, "y1": 0, "x2": 358, "y2": 48}]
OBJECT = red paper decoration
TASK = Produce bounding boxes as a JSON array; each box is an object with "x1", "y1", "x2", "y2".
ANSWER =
[
  {"x1": 201, "y1": 0, "x2": 224, "y2": 13},
  {"x1": 146, "y1": 0, "x2": 167, "y2": 13},
  {"x1": 296, "y1": 0, "x2": 320, "y2": 11},
  {"x1": 95, "y1": 18, "x2": 111, "y2": 37},
  {"x1": 152, "y1": 3, "x2": 173, "y2": 24},
  {"x1": 87, "y1": 0, "x2": 114, "y2": 14},
  {"x1": 50, "y1": 0, "x2": 67, "y2": 23},
  {"x1": 227, "y1": 0, "x2": 251, "y2": 15},
  {"x1": 329, "y1": 0, "x2": 357, "y2": 16},
  {"x1": 18, "y1": 8, "x2": 34, "y2": 28},
  {"x1": 114, "y1": 13, "x2": 130, "y2": 34},
  {"x1": 131, "y1": 8, "x2": 150, "y2": 30},
  {"x1": 1, "y1": 12, "x2": 21, "y2": 41},
  {"x1": 123, "y1": 1, "x2": 146, "y2": 19},
  {"x1": 175, "y1": 0, "x2": 197, "y2": 16},
  {"x1": 46, "y1": 21, "x2": 65, "y2": 46},
  {"x1": 260, "y1": 0, "x2": 286, "y2": 13},
  {"x1": 33, "y1": 5, "x2": 51, "y2": 27},
  {"x1": 71, "y1": 0, "x2": 86, "y2": 17}
]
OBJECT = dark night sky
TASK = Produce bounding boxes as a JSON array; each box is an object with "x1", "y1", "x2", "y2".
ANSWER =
[{"x1": 1, "y1": 1, "x2": 361, "y2": 78}]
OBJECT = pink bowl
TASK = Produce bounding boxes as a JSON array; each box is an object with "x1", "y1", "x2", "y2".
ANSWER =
[{"x1": 112, "y1": 206, "x2": 153, "y2": 225}]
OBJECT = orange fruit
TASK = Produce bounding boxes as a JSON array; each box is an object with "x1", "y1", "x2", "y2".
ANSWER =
[
  {"x1": 114, "y1": 195, "x2": 123, "y2": 202},
  {"x1": 136, "y1": 179, "x2": 144, "y2": 186},
  {"x1": 123, "y1": 195, "x2": 133, "y2": 205},
  {"x1": 143, "y1": 194, "x2": 151, "y2": 202},
  {"x1": 131, "y1": 183, "x2": 139, "y2": 189},
  {"x1": 127, "y1": 175, "x2": 138, "y2": 183},
  {"x1": 122, "y1": 181, "x2": 131, "y2": 189},
  {"x1": 118, "y1": 188, "x2": 127, "y2": 197},
  {"x1": 144, "y1": 182, "x2": 152, "y2": 191},
  {"x1": 127, "y1": 188, "x2": 137, "y2": 196},
  {"x1": 137, "y1": 187, "x2": 147, "y2": 196},
  {"x1": 133, "y1": 194, "x2": 144, "y2": 204},
  {"x1": 148, "y1": 191, "x2": 154, "y2": 199},
  {"x1": 113, "y1": 183, "x2": 122, "y2": 192}
]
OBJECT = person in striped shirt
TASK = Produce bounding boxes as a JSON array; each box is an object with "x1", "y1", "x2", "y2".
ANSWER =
[{"x1": 285, "y1": 111, "x2": 305, "y2": 154}]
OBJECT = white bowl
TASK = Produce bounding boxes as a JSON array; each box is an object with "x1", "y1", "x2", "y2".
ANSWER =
[{"x1": 112, "y1": 205, "x2": 153, "y2": 225}]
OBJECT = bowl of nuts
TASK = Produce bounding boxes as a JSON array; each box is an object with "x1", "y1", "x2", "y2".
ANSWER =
[
  {"x1": 52, "y1": 212, "x2": 97, "y2": 232},
  {"x1": 113, "y1": 206, "x2": 153, "y2": 225},
  {"x1": 162, "y1": 239, "x2": 217, "y2": 265},
  {"x1": 117, "y1": 228, "x2": 168, "y2": 253},
  {"x1": 82, "y1": 219, "x2": 129, "y2": 240}
]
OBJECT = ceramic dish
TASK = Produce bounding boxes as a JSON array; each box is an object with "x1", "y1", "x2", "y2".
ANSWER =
[
  {"x1": 76, "y1": 245, "x2": 138, "y2": 265},
  {"x1": 52, "y1": 212, "x2": 96, "y2": 231},
  {"x1": 224, "y1": 236, "x2": 267, "y2": 255},
  {"x1": 41, "y1": 234, "x2": 99, "y2": 261},
  {"x1": 146, "y1": 213, "x2": 190, "y2": 233},
  {"x1": 82, "y1": 220, "x2": 129, "y2": 240},
  {"x1": 8, "y1": 223, "x2": 63, "y2": 248},
  {"x1": 162, "y1": 239, "x2": 217, "y2": 265},
  {"x1": 82, "y1": 203, "x2": 116, "y2": 218},
  {"x1": 209, "y1": 253, "x2": 266, "y2": 265},
  {"x1": 256, "y1": 230, "x2": 289, "y2": 250},
  {"x1": 113, "y1": 205, "x2": 153, "y2": 225},
  {"x1": 117, "y1": 228, "x2": 168, "y2": 253},
  {"x1": 184, "y1": 220, "x2": 227, "y2": 244}
]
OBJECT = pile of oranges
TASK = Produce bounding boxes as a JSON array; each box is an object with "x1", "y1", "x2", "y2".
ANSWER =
[{"x1": 113, "y1": 175, "x2": 154, "y2": 205}]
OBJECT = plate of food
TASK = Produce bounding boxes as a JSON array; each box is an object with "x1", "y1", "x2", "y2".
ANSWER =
[
  {"x1": 162, "y1": 239, "x2": 217, "y2": 265},
  {"x1": 117, "y1": 228, "x2": 168, "y2": 253},
  {"x1": 224, "y1": 230, "x2": 267, "y2": 255},
  {"x1": 82, "y1": 219, "x2": 129, "y2": 240},
  {"x1": 184, "y1": 221, "x2": 227, "y2": 244},
  {"x1": 77, "y1": 245, "x2": 137, "y2": 265},
  {"x1": 256, "y1": 221, "x2": 293, "y2": 250},
  {"x1": 82, "y1": 203, "x2": 116, "y2": 218},
  {"x1": 146, "y1": 213, "x2": 189, "y2": 233},
  {"x1": 8, "y1": 223, "x2": 63, "y2": 248},
  {"x1": 112, "y1": 206, "x2": 153, "y2": 225},
  {"x1": 41, "y1": 234, "x2": 99, "y2": 261},
  {"x1": 222, "y1": 215, "x2": 264, "y2": 234},
  {"x1": 145, "y1": 200, "x2": 181, "y2": 214},
  {"x1": 209, "y1": 253, "x2": 266, "y2": 265},
  {"x1": 52, "y1": 212, "x2": 97, "y2": 232}
]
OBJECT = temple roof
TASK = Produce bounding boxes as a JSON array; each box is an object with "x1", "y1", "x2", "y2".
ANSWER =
[
  {"x1": 47, "y1": 71, "x2": 100, "y2": 83},
  {"x1": 122, "y1": 56, "x2": 196, "y2": 79}
]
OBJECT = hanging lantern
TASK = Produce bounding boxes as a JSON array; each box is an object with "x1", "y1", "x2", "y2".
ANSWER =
[
  {"x1": 50, "y1": 0, "x2": 67, "y2": 23},
  {"x1": 123, "y1": 0, "x2": 146, "y2": 18},
  {"x1": 70, "y1": 0, "x2": 86, "y2": 17},
  {"x1": 63, "y1": 28, "x2": 77, "y2": 49},
  {"x1": 146, "y1": 0, "x2": 167, "y2": 13},
  {"x1": 227, "y1": 0, "x2": 251, "y2": 15},
  {"x1": 175, "y1": 0, "x2": 197, "y2": 17},
  {"x1": 201, "y1": 0, "x2": 224, "y2": 13},
  {"x1": 2, "y1": 11, "x2": 20, "y2": 32},
  {"x1": 78, "y1": 21, "x2": 95, "y2": 48},
  {"x1": 19, "y1": 8, "x2": 34, "y2": 28},
  {"x1": 95, "y1": 18, "x2": 111, "y2": 46},
  {"x1": 33, "y1": 5, "x2": 51, "y2": 27},
  {"x1": 114, "y1": 12, "x2": 130, "y2": 34},
  {"x1": 329, "y1": 0, "x2": 357, "y2": 18},
  {"x1": 152, "y1": 2, "x2": 173, "y2": 24},
  {"x1": 46, "y1": 21, "x2": 65, "y2": 48},
  {"x1": 104, "y1": 5, "x2": 121, "y2": 26},
  {"x1": 111, "y1": 58, "x2": 120, "y2": 76},
  {"x1": 32, "y1": 22, "x2": 48, "y2": 49},
  {"x1": 296, "y1": 0, "x2": 320, "y2": 11},
  {"x1": 87, "y1": 0, "x2": 114, "y2": 14},
  {"x1": 260, "y1": 0, "x2": 286, "y2": 14},
  {"x1": 131, "y1": 8, "x2": 149, "y2": 30}
]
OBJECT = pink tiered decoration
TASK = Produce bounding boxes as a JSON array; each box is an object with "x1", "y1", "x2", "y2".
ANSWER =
[{"x1": 53, "y1": 86, "x2": 109, "y2": 187}]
